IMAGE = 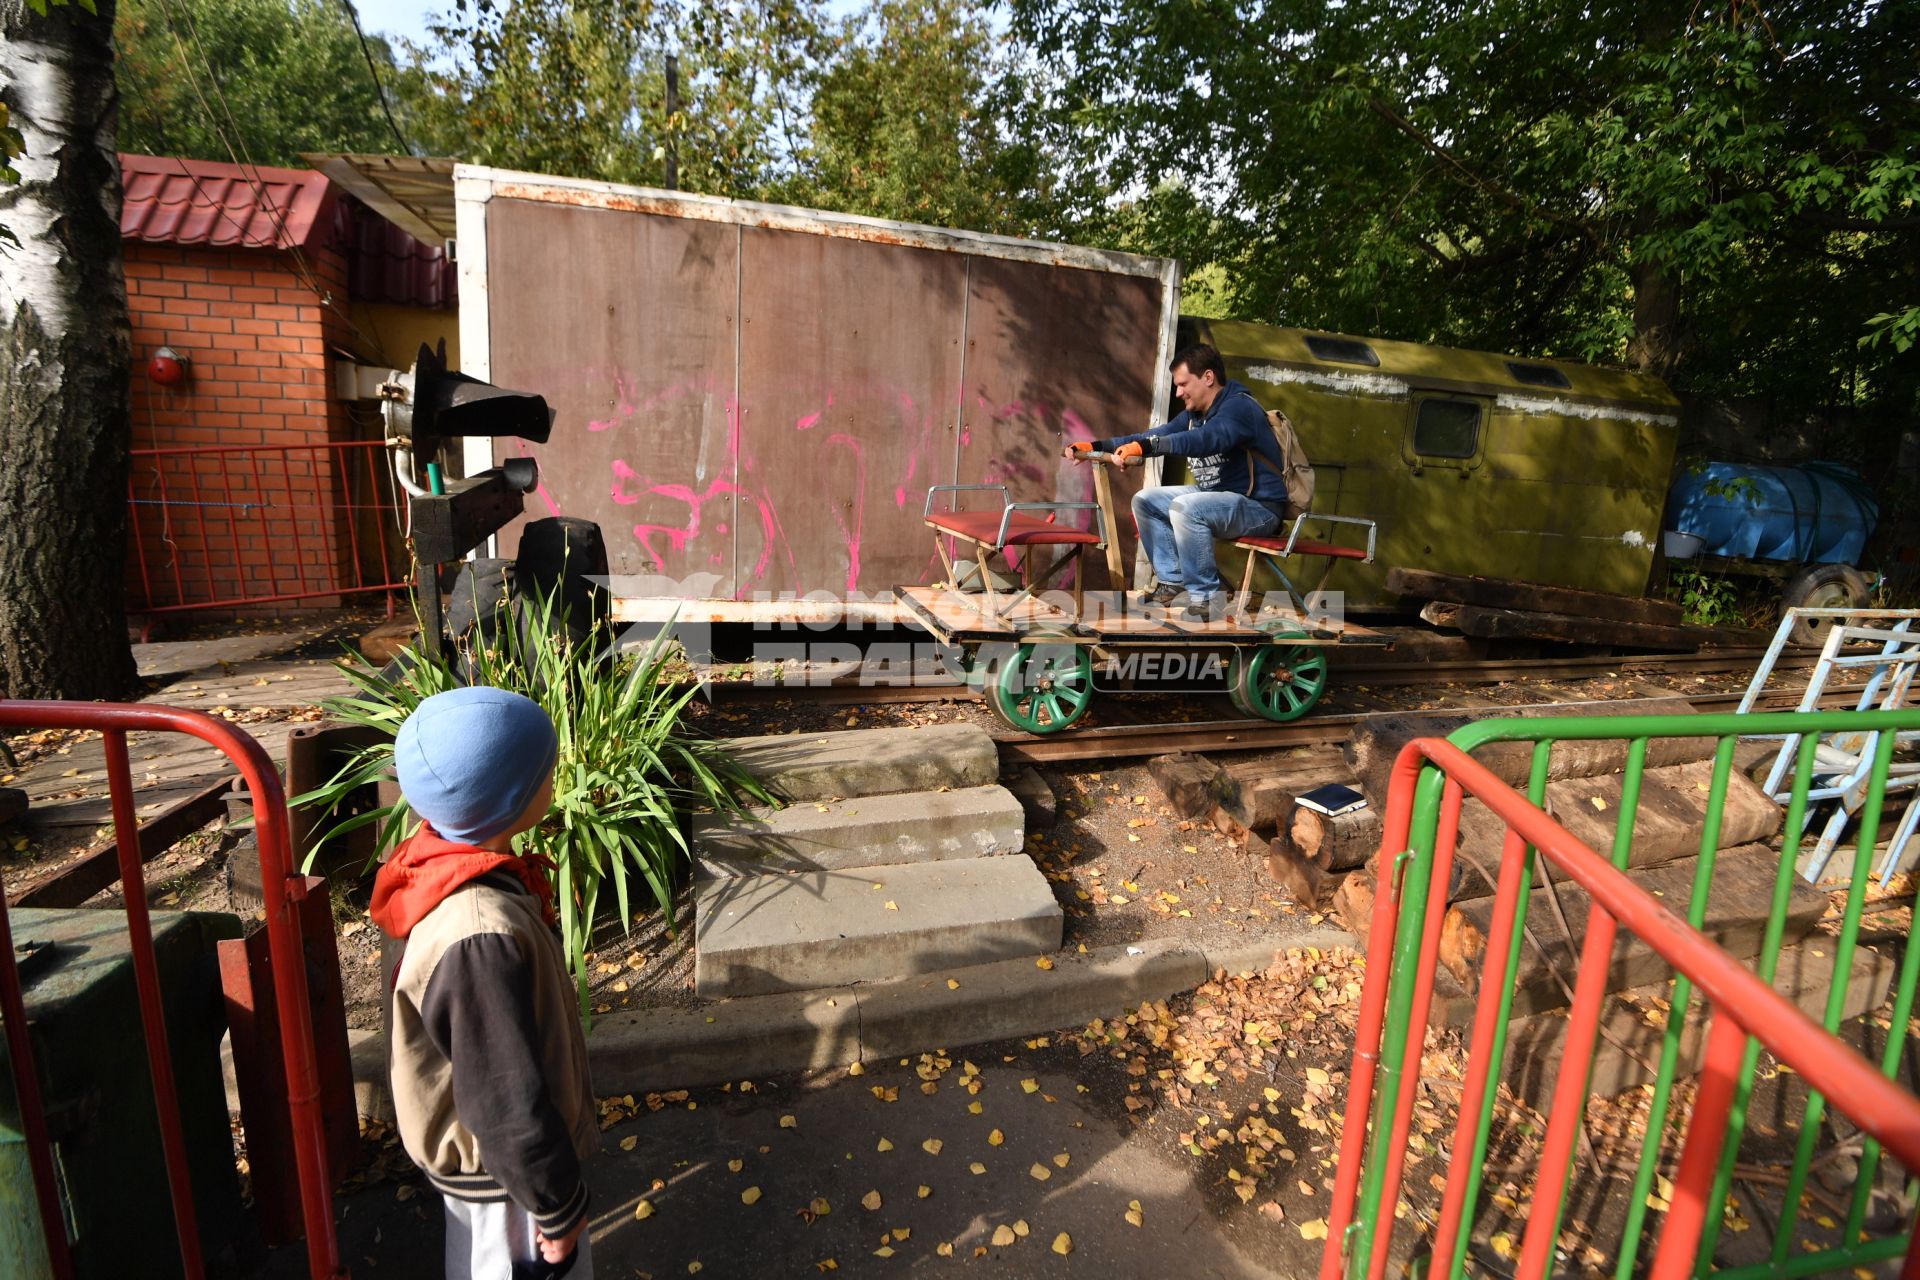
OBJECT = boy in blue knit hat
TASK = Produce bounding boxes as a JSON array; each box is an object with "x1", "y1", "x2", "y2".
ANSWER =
[{"x1": 371, "y1": 686, "x2": 597, "y2": 1279}]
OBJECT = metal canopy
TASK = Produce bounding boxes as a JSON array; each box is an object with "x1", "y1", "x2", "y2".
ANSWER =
[{"x1": 301, "y1": 153, "x2": 456, "y2": 246}]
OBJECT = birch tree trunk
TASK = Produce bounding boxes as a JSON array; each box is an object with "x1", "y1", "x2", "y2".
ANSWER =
[{"x1": 0, "y1": 0, "x2": 137, "y2": 699}]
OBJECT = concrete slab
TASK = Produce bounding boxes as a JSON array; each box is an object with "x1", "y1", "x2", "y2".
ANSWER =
[
  {"x1": 694, "y1": 856, "x2": 1062, "y2": 998},
  {"x1": 856, "y1": 939, "x2": 1207, "y2": 1061},
  {"x1": 586, "y1": 986, "x2": 862, "y2": 1091},
  {"x1": 1006, "y1": 764, "x2": 1058, "y2": 829},
  {"x1": 718, "y1": 724, "x2": 998, "y2": 802},
  {"x1": 693, "y1": 785, "x2": 1024, "y2": 878}
]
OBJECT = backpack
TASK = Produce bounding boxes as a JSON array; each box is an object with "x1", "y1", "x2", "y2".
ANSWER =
[{"x1": 1247, "y1": 408, "x2": 1315, "y2": 512}]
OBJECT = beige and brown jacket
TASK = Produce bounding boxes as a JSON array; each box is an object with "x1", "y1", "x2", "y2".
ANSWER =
[{"x1": 387, "y1": 871, "x2": 598, "y2": 1237}]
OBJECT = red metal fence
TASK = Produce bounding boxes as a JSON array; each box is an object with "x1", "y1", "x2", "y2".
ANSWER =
[
  {"x1": 0, "y1": 702, "x2": 346, "y2": 1279},
  {"x1": 1324, "y1": 715, "x2": 1920, "y2": 1280},
  {"x1": 128, "y1": 441, "x2": 406, "y2": 617}
]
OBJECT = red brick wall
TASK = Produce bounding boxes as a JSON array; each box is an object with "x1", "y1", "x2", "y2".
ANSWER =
[{"x1": 125, "y1": 242, "x2": 370, "y2": 613}]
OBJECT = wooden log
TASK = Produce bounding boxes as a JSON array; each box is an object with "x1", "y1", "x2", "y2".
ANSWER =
[
  {"x1": 1331, "y1": 868, "x2": 1375, "y2": 947},
  {"x1": 12, "y1": 776, "x2": 233, "y2": 908},
  {"x1": 1290, "y1": 804, "x2": 1381, "y2": 871},
  {"x1": 1388, "y1": 566, "x2": 1683, "y2": 628},
  {"x1": 1441, "y1": 843, "x2": 1826, "y2": 1021},
  {"x1": 1214, "y1": 751, "x2": 1359, "y2": 832},
  {"x1": 1263, "y1": 832, "x2": 1331, "y2": 907},
  {"x1": 1147, "y1": 751, "x2": 1225, "y2": 821},
  {"x1": 1343, "y1": 698, "x2": 1716, "y2": 807},
  {"x1": 0, "y1": 786, "x2": 26, "y2": 827},
  {"x1": 1420, "y1": 600, "x2": 1712, "y2": 653}
]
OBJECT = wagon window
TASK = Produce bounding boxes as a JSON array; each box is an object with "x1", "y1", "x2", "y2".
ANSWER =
[
  {"x1": 1414, "y1": 398, "x2": 1481, "y2": 458},
  {"x1": 1304, "y1": 335, "x2": 1380, "y2": 367},
  {"x1": 1506, "y1": 361, "x2": 1571, "y2": 389}
]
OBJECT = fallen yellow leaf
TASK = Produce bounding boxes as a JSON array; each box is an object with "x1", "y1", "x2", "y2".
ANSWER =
[
  {"x1": 988, "y1": 1128, "x2": 1005, "y2": 1146},
  {"x1": 847, "y1": 1062, "x2": 865, "y2": 1077},
  {"x1": 969, "y1": 1162, "x2": 987, "y2": 1175},
  {"x1": 937, "y1": 1242, "x2": 954, "y2": 1257},
  {"x1": 1052, "y1": 1233, "x2": 1073, "y2": 1256},
  {"x1": 917, "y1": 1185, "x2": 932, "y2": 1199},
  {"x1": 861, "y1": 1190, "x2": 882, "y2": 1211},
  {"x1": 992, "y1": 1225, "x2": 1016, "y2": 1247},
  {"x1": 1029, "y1": 1163, "x2": 1052, "y2": 1181},
  {"x1": 619, "y1": 1135, "x2": 638, "y2": 1152},
  {"x1": 634, "y1": 1200, "x2": 655, "y2": 1220},
  {"x1": 1304, "y1": 1067, "x2": 1331, "y2": 1086},
  {"x1": 876, "y1": 1137, "x2": 893, "y2": 1152},
  {"x1": 1036, "y1": 956, "x2": 1054, "y2": 970},
  {"x1": 727, "y1": 1159, "x2": 744, "y2": 1173},
  {"x1": 1299, "y1": 1218, "x2": 1328, "y2": 1241},
  {"x1": 1021, "y1": 1079, "x2": 1040, "y2": 1093},
  {"x1": 922, "y1": 1138, "x2": 943, "y2": 1155},
  {"x1": 947, "y1": 979, "x2": 960, "y2": 990},
  {"x1": 1053, "y1": 1152, "x2": 1070, "y2": 1168},
  {"x1": 780, "y1": 1115, "x2": 797, "y2": 1129},
  {"x1": 810, "y1": 1197, "x2": 831, "y2": 1216},
  {"x1": 1013, "y1": 1219, "x2": 1030, "y2": 1238},
  {"x1": 741, "y1": 1186, "x2": 762, "y2": 1205}
]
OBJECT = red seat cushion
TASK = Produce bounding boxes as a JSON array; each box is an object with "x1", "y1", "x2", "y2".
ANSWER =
[
  {"x1": 1236, "y1": 535, "x2": 1369, "y2": 560},
  {"x1": 926, "y1": 511, "x2": 1102, "y2": 546}
]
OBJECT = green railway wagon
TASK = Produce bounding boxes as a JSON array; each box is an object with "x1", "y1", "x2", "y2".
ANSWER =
[{"x1": 1184, "y1": 318, "x2": 1682, "y2": 611}]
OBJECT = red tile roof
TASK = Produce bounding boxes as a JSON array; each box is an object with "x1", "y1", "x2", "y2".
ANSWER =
[{"x1": 120, "y1": 152, "x2": 334, "y2": 251}]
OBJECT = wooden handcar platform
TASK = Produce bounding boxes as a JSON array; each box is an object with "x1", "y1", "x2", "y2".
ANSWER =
[{"x1": 893, "y1": 586, "x2": 1390, "y2": 647}]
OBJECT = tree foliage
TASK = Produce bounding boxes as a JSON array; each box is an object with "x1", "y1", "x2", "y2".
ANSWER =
[
  {"x1": 392, "y1": 0, "x2": 830, "y2": 197},
  {"x1": 778, "y1": 0, "x2": 1088, "y2": 238},
  {"x1": 1009, "y1": 0, "x2": 1919, "y2": 408},
  {"x1": 115, "y1": 0, "x2": 404, "y2": 166}
]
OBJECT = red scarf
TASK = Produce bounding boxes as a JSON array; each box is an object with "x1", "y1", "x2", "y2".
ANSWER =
[{"x1": 369, "y1": 825, "x2": 557, "y2": 938}]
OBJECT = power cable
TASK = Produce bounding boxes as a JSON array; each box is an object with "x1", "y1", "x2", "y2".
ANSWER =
[{"x1": 335, "y1": 0, "x2": 412, "y2": 156}]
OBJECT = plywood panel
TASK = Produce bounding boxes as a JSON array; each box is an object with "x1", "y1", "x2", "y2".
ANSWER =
[
  {"x1": 735, "y1": 227, "x2": 967, "y2": 597},
  {"x1": 484, "y1": 197, "x2": 741, "y2": 594},
  {"x1": 958, "y1": 259, "x2": 1162, "y2": 591}
]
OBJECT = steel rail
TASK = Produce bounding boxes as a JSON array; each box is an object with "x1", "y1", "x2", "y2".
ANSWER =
[
  {"x1": 993, "y1": 684, "x2": 1875, "y2": 764},
  {"x1": 695, "y1": 645, "x2": 1816, "y2": 707}
]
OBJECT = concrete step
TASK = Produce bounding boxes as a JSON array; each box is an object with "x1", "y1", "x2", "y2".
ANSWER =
[
  {"x1": 694, "y1": 855, "x2": 1063, "y2": 998},
  {"x1": 693, "y1": 785, "x2": 1025, "y2": 879},
  {"x1": 718, "y1": 724, "x2": 998, "y2": 802}
]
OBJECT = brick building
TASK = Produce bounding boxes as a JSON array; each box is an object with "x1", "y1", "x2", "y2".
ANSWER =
[{"x1": 119, "y1": 152, "x2": 455, "y2": 621}]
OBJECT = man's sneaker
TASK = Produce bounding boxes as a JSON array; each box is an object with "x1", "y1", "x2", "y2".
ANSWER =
[
  {"x1": 1179, "y1": 592, "x2": 1239, "y2": 622},
  {"x1": 1138, "y1": 584, "x2": 1181, "y2": 607}
]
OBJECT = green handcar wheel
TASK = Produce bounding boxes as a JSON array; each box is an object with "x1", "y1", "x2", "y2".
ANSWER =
[
  {"x1": 1228, "y1": 632, "x2": 1328, "y2": 722},
  {"x1": 985, "y1": 642, "x2": 1094, "y2": 734}
]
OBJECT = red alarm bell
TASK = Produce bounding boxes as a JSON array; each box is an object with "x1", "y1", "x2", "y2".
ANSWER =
[{"x1": 147, "y1": 346, "x2": 190, "y2": 387}]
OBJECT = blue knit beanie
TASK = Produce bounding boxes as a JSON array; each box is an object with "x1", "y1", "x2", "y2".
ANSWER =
[{"x1": 393, "y1": 687, "x2": 559, "y2": 844}]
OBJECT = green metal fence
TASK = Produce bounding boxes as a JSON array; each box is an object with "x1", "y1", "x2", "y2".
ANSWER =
[{"x1": 1330, "y1": 708, "x2": 1920, "y2": 1280}]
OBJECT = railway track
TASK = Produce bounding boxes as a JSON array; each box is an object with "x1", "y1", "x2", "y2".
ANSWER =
[
  {"x1": 700, "y1": 645, "x2": 1813, "y2": 706},
  {"x1": 701, "y1": 641, "x2": 1854, "y2": 765},
  {"x1": 996, "y1": 684, "x2": 1871, "y2": 764}
]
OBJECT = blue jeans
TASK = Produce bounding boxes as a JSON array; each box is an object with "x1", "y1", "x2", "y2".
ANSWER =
[{"x1": 1132, "y1": 486, "x2": 1283, "y2": 597}]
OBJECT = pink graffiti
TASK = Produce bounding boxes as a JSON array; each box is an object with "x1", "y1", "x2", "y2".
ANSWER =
[
  {"x1": 795, "y1": 411, "x2": 821, "y2": 431},
  {"x1": 894, "y1": 485, "x2": 907, "y2": 509},
  {"x1": 824, "y1": 432, "x2": 867, "y2": 594}
]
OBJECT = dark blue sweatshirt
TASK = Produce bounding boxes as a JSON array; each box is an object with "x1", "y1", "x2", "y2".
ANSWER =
[{"x1": 1098, "y1": 380, "x2": 1291, "y2": 504}]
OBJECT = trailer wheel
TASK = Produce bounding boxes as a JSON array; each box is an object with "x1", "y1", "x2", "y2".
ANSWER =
[
  {"x1": 984, "y1": 643, "x2": 1093, "y2": 734},
  {"x1": 1782, "y1": 564, "x2": 1869, "y2": 646},
  {"x1": 1228, "y1": 633, "x2": 1328, "y2": 722}
]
